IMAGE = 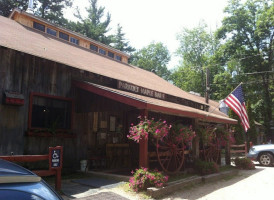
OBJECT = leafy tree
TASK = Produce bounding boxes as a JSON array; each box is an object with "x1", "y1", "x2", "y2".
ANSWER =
[
  {"x1": 112, "y1": 23, "x2": 135, "y2": 54},
  {"x1": 216, "y1": 0, "x2": 274, "y2": 136},
  {"x1": 172, "y1": 22, "x2": 221, "y2": 96},
  {"x1": 0, "y1": 0, "x2": 28, "y2": 17},
  {"x1": 70, "y1": 0, "x2": 113, "y2": 45},
  {"x1": 130, "y1": 42, "x2": 171, "y2": 81}
]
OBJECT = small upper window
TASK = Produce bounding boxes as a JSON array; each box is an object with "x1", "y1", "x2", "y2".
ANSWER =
[
  {"x1": 108, "y1": 51, "x2": 114, "y2": 58},
  {"x1": 70, "y1": 37, "x2": 79, "y2": 45},
  {"x1": 115, "y1": 55, "x2": 122, "y2": 61},
  {"x1": 33, "y1": 22, "x2": 45, "y2": 32},
  {"x1": 99, "y1": 49, "x2": 106, "y2": 55},
  {"x1": 90, "y1": 44, "x2": 98, "y2": 52},
  {"x1": 59, "y1": 32, "x2": 69, "y2": 41},
  {"x1": 46, "y1": 28, "x2": 57, "y2": 36}
]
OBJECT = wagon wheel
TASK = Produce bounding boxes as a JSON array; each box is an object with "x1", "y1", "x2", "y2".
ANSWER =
[{"x1": 156, "y1": 135, "x2": 185, "y2": 174}]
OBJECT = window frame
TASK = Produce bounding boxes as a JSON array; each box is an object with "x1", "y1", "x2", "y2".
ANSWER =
[
  {"x1": 70, "y1": 37, "x2": 79, "y2": 45},
  {"x1": 46, "y1": 27, "x2": 57, "y2": 37},
  {"x1": 115, "y1": 55, "x2": 122, "y2": 61},
  {"x1": 59, "y1": 31, "x2": 69, "y2": 41},
  {"x1": 28, "y1": 93, "x2": 74, "y2": 136},
  {"x1": 33, "y1": 21, "x2": 45, "y2": 32},
  {"x1": 108, "y1": 51, "x2": 114, "y2": 58},
  {"x1": 90, "y1": 44, "x2": 98, "y2": 52},
  {"x1": 99, "y1": 48, "x2": 106, "y2": 55}
]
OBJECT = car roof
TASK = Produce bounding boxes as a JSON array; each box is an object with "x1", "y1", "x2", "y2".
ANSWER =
[{"x1": 0, "y1": 159, "x2": 41, "y2": 183}]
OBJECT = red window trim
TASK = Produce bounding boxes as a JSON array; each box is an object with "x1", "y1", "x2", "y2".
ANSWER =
[{"x1": 28, "y1": 92, "x2": 74, "y2": 137}]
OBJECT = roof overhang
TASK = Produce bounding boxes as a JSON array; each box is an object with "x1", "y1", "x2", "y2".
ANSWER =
[{"x1": 73, "y1": 80, "x2": 238, "y2": 125}]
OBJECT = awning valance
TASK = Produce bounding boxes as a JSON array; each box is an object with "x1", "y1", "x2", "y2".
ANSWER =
[{"x1": 73, "y1": 80, "x2": 237, "y2": 125}]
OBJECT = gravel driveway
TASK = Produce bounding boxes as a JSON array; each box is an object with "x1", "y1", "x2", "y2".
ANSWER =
[{"x1": 162, "y1": 165, "x2": 274, "y2": 200}]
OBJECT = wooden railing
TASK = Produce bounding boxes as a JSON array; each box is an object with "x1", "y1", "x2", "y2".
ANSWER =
[
  {"x1": 230, "y1": 142, "x2": 253, "y2": 157},
  {"x1": 0, "y1": 146, "x2": 63, "y2": 191}
]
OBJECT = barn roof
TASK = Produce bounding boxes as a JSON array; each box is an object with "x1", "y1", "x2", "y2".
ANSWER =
[{"x1": 0, "y1": 14, "x2": 237, "y2": 124}]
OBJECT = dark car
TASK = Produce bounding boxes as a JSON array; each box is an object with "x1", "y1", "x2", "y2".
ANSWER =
[
  {"x1": 0, "y1": 159, "x2": 63, "y2": 200},
  {"x1": 247, "y1": 144, "x2": 274, "y2": 166}
]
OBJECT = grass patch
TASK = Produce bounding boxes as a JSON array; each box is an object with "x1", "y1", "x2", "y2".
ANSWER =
[
  {"x1": 119, "y1": 183, "x2": 151, "y2": 199},
  {"x1": 168, "y1": 172, "x2": 196, "y2": 182},
  {"x1": 219, "y1": 165, "x2": 236, "y2": 172}
]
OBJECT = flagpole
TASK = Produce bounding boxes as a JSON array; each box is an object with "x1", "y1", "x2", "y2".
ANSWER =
[{"x1": 206, "y1": 82, "x2": 243, "y2": 118}]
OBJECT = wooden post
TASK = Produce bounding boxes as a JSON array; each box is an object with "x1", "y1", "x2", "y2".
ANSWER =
[
  {"x1": 49, "y1": 146, "x2": 63, "y2": 191},
  {"x1": 55, "y1": 169, "x2": 61, "y2": 191},
  {"x1": 192, "y1": 136, "x2": 200, "y2": 159},
  {"x1": 139, "y1": 109, "x2": 148, "y2": 168},
  {"x1": 244, "y1": 142, "x2": 247, "y2": 154},
  {"x1": 192, "y1": 119, "x2": 200, "y2": 159},
  {"x1": 225, "y1": 141, "x2": 231, "y2": 165},
  {"x1": 249, "y1": 141, "x2": 253, "y2": 149}
]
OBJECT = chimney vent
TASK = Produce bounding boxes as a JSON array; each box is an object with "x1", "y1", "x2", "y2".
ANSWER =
[{"x1": 26, "y1": 0, "x2": 34, "y2": 14}]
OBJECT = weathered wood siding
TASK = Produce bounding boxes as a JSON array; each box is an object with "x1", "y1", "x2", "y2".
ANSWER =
[{"x1": 0, "y1": 46, "x2": 112, "y2": 168}]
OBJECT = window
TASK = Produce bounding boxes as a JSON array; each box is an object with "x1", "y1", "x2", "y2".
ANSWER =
[
  {"x1": 30, "y1": 94, "x2": 73, "y2": 131},
  {"x1": 33, "y1": 22, "x2": 45, "y2": 32},
  {"x1": 99, "y1": 48, "x2": 106, "y2": 55},
  {"x1": 70, "y1": 37, "x2": 79, "y2": 45},
  {"x1": 59, "y1": 32, "x2": 69, "y2": 41},
  {"x1": 46, "y1": 28, "x2": 57, "y2": 36},
  {"x1": 108, "y1": 51, "x2": 114, "y2": 58},
  {"x1": 90, "y1": 44, "x2": 98, "y2": 52},
  {"x1": 115, "y1": 55, "x2": 122, "y2": 61}
]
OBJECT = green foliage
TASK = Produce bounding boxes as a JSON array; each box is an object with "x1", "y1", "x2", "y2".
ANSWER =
[
  {"x1": 68, "y1": 0, "x2": 113, "y2": 45},
  {"x1": 130, "y1": 42, "x2": 171, "y2": 81},
  {"x1": 194, "y1": 159, "x2": 219, "y2": 175},
  {"x1": 0, "y1": 0, "x2": 28, "y2": 17},
  {"x1": 216, "y1": 0, "x2": 273, "y2": 136},
  {"x1": 172, "y1": 21, "x2": 222, "y2": 95},
  {"x1": 112, "y1": 24, "x2": 135, "y2": 54},
  {"x1": 233, "y1": 157, "x2": 255, "y2": 170},
  {"x1": 246, "y1": 101, "x2": 258, "y2": 144},
  {"x1": 129, "y1": 167, "x2": 168, "y2": 192}
]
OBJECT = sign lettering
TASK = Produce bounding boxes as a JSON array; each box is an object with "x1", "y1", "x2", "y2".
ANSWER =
[
  {"x1": 118, "y1": 81, "x2": 166, "y2": 100},
  {"x1": 50, "y1": 149, "x2": 61, "y2": 168}
]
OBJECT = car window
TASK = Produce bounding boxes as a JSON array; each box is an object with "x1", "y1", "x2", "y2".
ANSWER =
[{"x1": 0, "y1": 190, "x2": 44, "y2": 200}]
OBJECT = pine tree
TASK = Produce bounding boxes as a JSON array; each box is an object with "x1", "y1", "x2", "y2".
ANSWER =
[
  {"x1": 0, "y1": 0, "x2": 28, "y2": 17},
  {"x1": 35, "y1": 0, "x2": 72, "y2": 25},
  {"x1": 112, "y1": 24, "x2": 135, "y2": 53},
  {"x1": 71, "y1": 0, "x2": 113, "y2": 45}
]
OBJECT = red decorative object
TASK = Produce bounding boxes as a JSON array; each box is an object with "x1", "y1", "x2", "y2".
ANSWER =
[{"x1": 4, "y1": 91, "x2": 24, "y2": 105}]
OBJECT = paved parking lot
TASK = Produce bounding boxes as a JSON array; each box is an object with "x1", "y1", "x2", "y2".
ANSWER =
[
  {"x1": 61, "y1": 164, "x2": 274, "y2": 200},
  {"x1": 163, "y1": 164, "x2": 274, "y2": 200}
]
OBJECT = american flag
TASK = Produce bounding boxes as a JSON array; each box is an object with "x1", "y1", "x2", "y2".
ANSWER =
[{"x1": 224, "y1": 84, "x2": 250, "y2": 132}]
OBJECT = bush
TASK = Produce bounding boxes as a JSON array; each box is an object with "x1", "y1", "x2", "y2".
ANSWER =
[
  {"x1": 129, "y1": 167, "x2": 168, "y2": 192},
  {"x1": 194, "y1": 159, "x2": 219, "y2": 175},
  {"x1": 233, "y1": 157, "x2": 255, "y2": 170}
]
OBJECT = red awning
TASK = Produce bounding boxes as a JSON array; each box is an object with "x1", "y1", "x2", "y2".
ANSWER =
[{"x1": 73, "y1": 80, "x2": 237, "y2": 125}]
